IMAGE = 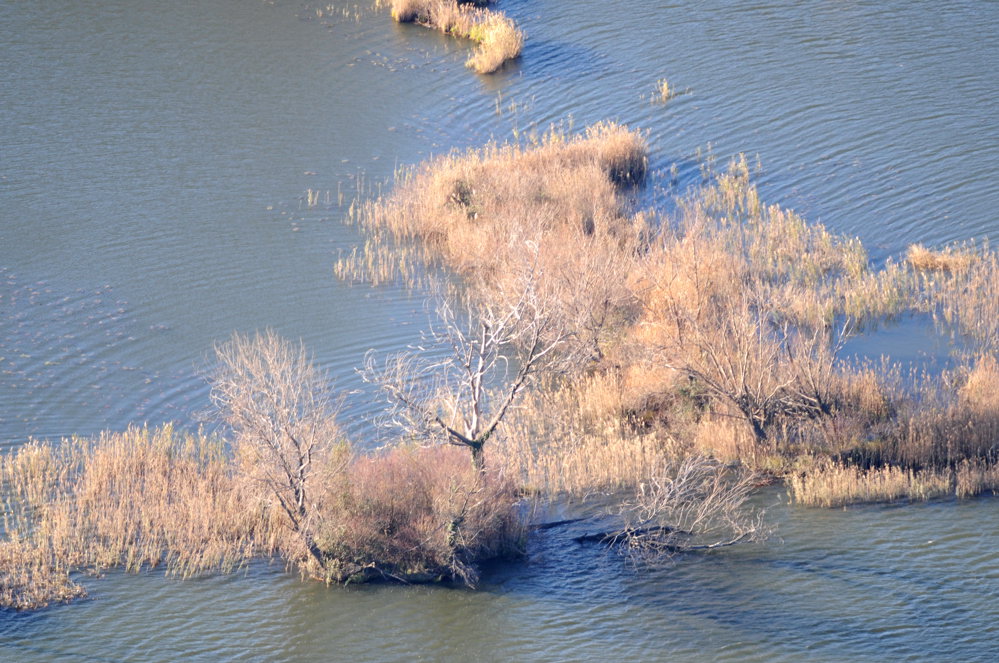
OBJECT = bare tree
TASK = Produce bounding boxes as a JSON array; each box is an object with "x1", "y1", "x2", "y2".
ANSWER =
[
  {"x1": 619, "y1": 455, "x2": 770, "y2": 557},
  {"x1": 574, "y1": 455, "x2": 771, "y2": 558},
  {"x1": 648, "y1": 282, "x2": 848, "y2": 444},
  {"x1": 210, "y1": 330, "x2": 348, "y2": 577},
  {"x1": 364, "y1": 277, "x2": 580, "y2": 470}
]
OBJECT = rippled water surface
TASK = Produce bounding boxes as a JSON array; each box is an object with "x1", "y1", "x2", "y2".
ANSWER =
[{"x1": 2, "y1": 0, "x2": 998, "y2": 660}]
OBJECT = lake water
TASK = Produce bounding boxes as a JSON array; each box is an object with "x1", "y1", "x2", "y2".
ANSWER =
[{"x1": 2, "y1": 0, "x2": 998, "y2": 660}]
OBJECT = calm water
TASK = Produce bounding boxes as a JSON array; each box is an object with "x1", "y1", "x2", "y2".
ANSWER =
[{"x1": 2, "y1": 0, "x2": 998, "y2": 660}]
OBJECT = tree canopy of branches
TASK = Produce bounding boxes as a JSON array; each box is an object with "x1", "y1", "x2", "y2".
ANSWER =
[
  {"x1": 574, "y1": 455, "x2": 771, "y2": 558},
  {"x1": 364, "y1": 278, "x2": 581, "y2": 469},
  {"x1": 211, "y1": 330, "x2": 348, "y2": 578}
]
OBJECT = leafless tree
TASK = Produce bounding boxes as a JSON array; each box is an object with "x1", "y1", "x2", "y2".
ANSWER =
[
  {"x1": 364, "y1": 277, "x2": 581, "y2": 470},
  {"x1": 649, "y1": 282, "x2": 849, "y2": 443},
  {"x1": 574, "y1": 455, "x2": 771, "y2": 558},
  {"x1": 210, "y1": 330, "x2": 348, "y2": 577}
]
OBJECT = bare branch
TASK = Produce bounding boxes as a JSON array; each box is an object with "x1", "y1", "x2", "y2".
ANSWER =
[
  {"x1": 210, "y1": 330, "x2": 349, "y2": 575},
  {"x1": 362, "y1": 274, "x2": 581, "y2": 468},
  {"x1": 615, "y1": 455, "x2": 771, "y2": 559}
]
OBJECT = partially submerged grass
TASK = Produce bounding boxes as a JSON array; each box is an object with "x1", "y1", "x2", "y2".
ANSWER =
[
  {"x1": 788, "y1": 458, "x2": 999, "y2": 507},
  {"x1": 389, "y1": 0, "x2": 524, "y2": 74},
  {"x1": 655, "y1": 78, "x2": 670, "y2": 102},
  {"x1": 1, "y1": 426, "x2": 523, "y2": 609},
  {"x1": 1, "y1": 427, "x2": 262, "y2": 609},
  {"x1": 466, "y1": 12, "x2": 523, "y2": 74}
]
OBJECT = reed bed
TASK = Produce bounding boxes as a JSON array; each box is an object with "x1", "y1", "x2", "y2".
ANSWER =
[
  {"x1": 389, "y1": 0, "x2": 523, "y2": 74},
  {"x1": 0, "y1": 427, "x2": 265, "y2": 609},
  {"x1": 1, "y1": 426, "x2": 523, "y2": 609},
  {"x1": 12, "y1": 124, "x2": 999, "y2": 607},
  {"x1": 787, "y1": 462, "x2": 953, "y2": 507},
  {"x1": 788, "y1": 458, "x2": 999, "y2": 507},
  {"x1": 342, "y1": 122, "x2": 999, "y2": 510},
  {"x1": 496, "y1": 378, "x2": 670, "y2": 497}
]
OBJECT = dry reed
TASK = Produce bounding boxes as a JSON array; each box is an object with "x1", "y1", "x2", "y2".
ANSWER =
[
  {"x1": 343, "y1": 126, "x2": 999, "y2": 510},
  {"x1": 907, "y1": 243, "x2": 975, "y2": 273},
  {"x1": 788, "y1": 457, "x2": 999, "y2": 507},
  {"x1": 0, "y1": 427, "x2": 267, "y2": 609},
  {"x1": 787, "y1": 461, "x2": 953, "y2": 507},
  {"x1": 389, "y1": 0, "x2": 524, "y2": 74}
]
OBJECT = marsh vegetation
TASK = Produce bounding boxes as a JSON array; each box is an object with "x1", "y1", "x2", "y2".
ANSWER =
[
  {"x1": 5, "y1": 122, "x2": 998, "y2": 611},
  {"x1": 339, "y1": 122, "x2": 999, "y2": 511},
  {"x1": 387, "y1": 0, "x2": 523, "y2": 74}
]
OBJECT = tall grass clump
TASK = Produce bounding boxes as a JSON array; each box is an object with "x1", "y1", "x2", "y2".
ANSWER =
[
  {"x1": 907, "y1": 243, "x2": 975, "y2": 274},
  {"x1": 340, "y1": 122, "x2": 646, "y2": 282},
  {"x1": 0, "y1": 427, "x2": 266, "y2": 609},
  {"x1": 389, "y1": 0, "x2": 524, "y2": 74}
]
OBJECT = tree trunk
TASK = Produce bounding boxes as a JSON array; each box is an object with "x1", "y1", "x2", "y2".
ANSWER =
[{"x1": 470, "y1": 443, "x2": 485, "y2": 472}]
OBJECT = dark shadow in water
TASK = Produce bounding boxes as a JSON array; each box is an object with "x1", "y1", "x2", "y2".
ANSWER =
[
  {"x1": 518, "y1": 39, "x2": 613, "y2": 79},
  {"x1": 473, "y1": 490, "x2": 998, "y2": 661}
]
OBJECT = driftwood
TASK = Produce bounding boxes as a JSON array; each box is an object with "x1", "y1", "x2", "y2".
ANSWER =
[
  {"x1": 530, "y1": 517, "x2": 591, "y2": 531},
  {"x1": 573, "y1": 528, "x2": 755, "y2": 552},
  {"x1": 572, "y1": 525, "x2": 689, "y2": 544}
]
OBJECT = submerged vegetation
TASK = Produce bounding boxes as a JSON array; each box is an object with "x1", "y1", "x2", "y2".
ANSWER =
[
  {"x1": 5, "y1": 122, "x2": 998, "y2": 610},
  {"x1": 387, "y1": 0, "x2": 523, "y2": 74},
  {"x1": 655, "y1": 78, "x2": 671, "y2": 103}
]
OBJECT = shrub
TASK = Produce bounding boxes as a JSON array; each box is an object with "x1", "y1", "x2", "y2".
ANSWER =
[{"x1": 324, "y1": 445, "x2": 523, "y2": 585}]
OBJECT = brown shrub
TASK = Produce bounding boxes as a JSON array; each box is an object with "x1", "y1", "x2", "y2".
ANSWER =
[{"x1": 325, "y1": 445, "x2": 523, "y2": 585}]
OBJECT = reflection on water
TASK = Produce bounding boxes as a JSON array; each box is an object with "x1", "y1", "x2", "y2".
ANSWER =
[{"x1": 2, "y1": 0, "x2": 999, "y2": 659}]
